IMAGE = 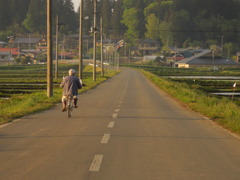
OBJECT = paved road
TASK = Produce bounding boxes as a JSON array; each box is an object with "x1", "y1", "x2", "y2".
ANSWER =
[{"x1": 1, "y1": 68, "x2": 240, "y2": 180}]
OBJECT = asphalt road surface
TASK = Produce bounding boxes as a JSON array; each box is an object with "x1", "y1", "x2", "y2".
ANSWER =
[{"x1": 1, "y1": 68, "x2": 240, "y2": 180}]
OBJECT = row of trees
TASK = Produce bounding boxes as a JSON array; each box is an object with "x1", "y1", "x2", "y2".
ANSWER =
[
  {"x1": 121, "y1": 0, "x2": 240, "y2": 46},
  {"x1": 0, "y1": 0, "x2": 124, "y2": 37},
  {"x1": 1, "y1": 0, "x2": 240, "y2": 57},
  {"x1": 120, "y1": 0, "x2": 240, "y2": 58},
  {"x1": 0, "y1": 0, "x2": 77, "y2": 36}
]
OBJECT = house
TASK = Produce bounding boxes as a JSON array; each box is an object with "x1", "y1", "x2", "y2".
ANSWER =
[
  {"x1": 0, "y1": 48, "x2": 20, "y2": 64},
  {"x1": 14, "y1": 37, "x2": 46, "y2": 50},
  {"x1": 37, "y1": 38, "x2": 47, "y2": 52},
  {"x1": 64, "y1": 34, "x2": 92, "y2": 50},
  {"x1": 0, "y1": 52, "x2": 11, "y2": 61},
  {"x1": 0, "y1": 48, "x2": 21, "y2": 58},
  {"x1": 175, "y1": 49, "x2": 239, "y2": 68},
  {"x1": 166, "y1": 48, "x2": 192, "y2": 63},
  {"x1": 138, "y1": 39, "x2": 160, "y2": 56}
]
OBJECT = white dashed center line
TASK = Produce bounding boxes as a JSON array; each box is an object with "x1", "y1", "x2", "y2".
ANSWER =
[
  {"x1": 101, "y1": 134, "x2": 111, "y2": 144},
  {"x1": 107, "y1": 121, "x2": 115, "y2": 128},
  {"x1": 112, "y1": 113, "x2": 118, "y2": 119},
  {"x1": 89, "y1": 108, "x2": 120, "y2": 172},
  {"x1": 89, "y1": 155, "x2": 104, "y2": 172}
]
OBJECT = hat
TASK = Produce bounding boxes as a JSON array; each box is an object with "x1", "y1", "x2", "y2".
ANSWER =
[{"x1": 69, "y1": 69, "x2": 76, "y2": 76}]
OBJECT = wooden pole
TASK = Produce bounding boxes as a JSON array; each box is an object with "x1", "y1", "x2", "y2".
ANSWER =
[
  {"x1": 55, "y1": 14, "x2": 58, "y2": 80},
  {"x1": 93, "y1": 0, "x2": 97, "y2": 81},
  {"x1": 79, "y1": 0, "x2": 83, "y2": 80},
  {"x1": 100, "y1": 16, "x2": 104, "y2": 76},
  {"x1": 47, "y1": 0, "x2": 53, "y2": 97}
]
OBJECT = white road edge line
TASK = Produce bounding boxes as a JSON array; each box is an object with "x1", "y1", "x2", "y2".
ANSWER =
[
  {"x1": 107, "y1": 121, "x2": 115, "y2": 128},
  {"x1": 0, "y1": 123, "x2": 11, "y2": 129},
  {"x1": 0, "y1": 119, "x2": 22, "y2": 129},
  {"x1": 112, "y1": 113, "x2": 118, "y2": 119},
  {"x1": 89, "y1": 155, "x2": 104, "y2": 172},
  {"x1": 101, "y1": 134, "x2": 111, "y2": 144}
]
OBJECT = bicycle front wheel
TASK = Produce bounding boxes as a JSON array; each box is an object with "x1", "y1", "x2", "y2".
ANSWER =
[{"x1": 67, "y1": 105, "x2": 72, "y2": 118}]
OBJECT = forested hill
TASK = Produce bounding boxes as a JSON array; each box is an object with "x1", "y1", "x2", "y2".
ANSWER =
[{"x1": 1, "y1": 0, "x2": 240, "y2": 51}]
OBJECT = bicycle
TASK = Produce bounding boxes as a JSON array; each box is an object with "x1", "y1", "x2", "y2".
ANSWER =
[{"x1": 66, "y1": 95, "x2": 74, "y2": 118}]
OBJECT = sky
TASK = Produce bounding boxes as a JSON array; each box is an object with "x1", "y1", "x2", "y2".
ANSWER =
[{"x1": 72, "y1": 0, "x2": 80, "y2": 12}]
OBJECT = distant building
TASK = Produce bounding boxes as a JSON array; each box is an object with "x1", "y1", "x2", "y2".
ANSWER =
[
  {"x1": 14, "y1": 37, "x2": 45, "y2": 50},
  {"x1": 0, "y1": 48, "x2": 21, "y2": 65},
  {"x1": 175, "y1": 49, "x2": 239, "y2": 68},
  {"x1": 64, "y1": 34, "x2": 92, "y2": 50},
  {"x1": 0, "y1": 48, "x2": 21, "y2": 59},
  {"x1": 138, "y1": 39, "x2": 160, "y2": 56},
  {"x1": 0, "y1": 51, "x2": 11, "y2": 62}
]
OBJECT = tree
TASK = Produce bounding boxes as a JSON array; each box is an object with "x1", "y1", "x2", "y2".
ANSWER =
[
  {"x1": 135, "y1": 0, "x2": 146, "y2": 39},
  {"x1": 145, "y1": 14, "x2": 159, "y2": 40},
  {"x1": 80, "y1": 0, "x2": 93, "y2": 35},
  {"x1": 101, "y1": 0, "x2": 112, "y2": 38},
  {"x1": 161, "y1": 44, "x2": 171, "y2": 56},
  {"x1": 15, "y1": 57, "x2": 21, "y2": 64},
  {"x1": 22, "y1": 0, "x2": 46, "y2": 33},
  {"x1": 60, "y1": 0, "x2": 77, "y2": 34},
  {"x1": 15, "y1": 56, "x2": 32, "y2": 64},
  {"x1": 21, "y1": 56, "x2": 32, "y2": 64},
  {"x1": 223, "y1": 42, "x2": 235, "y2": 59},
  {"x1": 123, "y1": 0, "x2": 137, "y2": 9},
  {"x1": 9, "y1": 0, "x2": 31, "y2": 25},
  {"x1": 144, "y1": 2, "x2": 161, "y2": 17},
  {"x1": 121, "y1": 8, "x2": 139, "y2": 42},
  {"x1": 159, "y1": 21, "x2": 173, "y2": 47},
  {"x1": 111, "y1": 0, "x2": 125, "y2": 38},
  {"x1": 0, "y1": 0, "x2": 11, "y2": 31},
  {"x1": 171, "y1": 10, "x2": 192, "y2": 46}
]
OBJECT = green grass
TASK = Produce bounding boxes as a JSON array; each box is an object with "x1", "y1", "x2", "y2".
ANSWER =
[{"x1": 140, "y1": 70, "x2": 240, "y2": 135}]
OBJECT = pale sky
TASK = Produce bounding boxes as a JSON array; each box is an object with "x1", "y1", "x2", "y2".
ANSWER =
[{"x1": 72, "y1": 0, "x2": 80, "y2": 12}]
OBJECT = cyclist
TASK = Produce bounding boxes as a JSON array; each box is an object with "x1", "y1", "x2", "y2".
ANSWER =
[{"x1": 60, "y1": 69, "x2": 82, "y2": 112}]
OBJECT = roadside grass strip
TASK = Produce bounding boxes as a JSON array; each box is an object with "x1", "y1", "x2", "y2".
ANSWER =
[{"x1": 141, "y1": 70, "x2": 240, "y2": 135}]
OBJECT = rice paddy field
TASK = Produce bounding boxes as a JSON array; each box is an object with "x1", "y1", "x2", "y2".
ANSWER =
[
  {"x1": 124, "y1": 65, "x2": 240, "y2": 100},
  {"x1": 0, "y1": 64, "x2": 90, "y2": 97}
]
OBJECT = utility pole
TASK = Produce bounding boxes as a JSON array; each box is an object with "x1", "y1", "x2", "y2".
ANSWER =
[
  {"x1": 212, "y1": 50, "x2": 215, "y2": 69},
  {"x1": 117, "y1": 52, "x2": 119, "y2": 71},
  {"x1": 93, "y1": 0, "x2": 97, "y2": 81},
  {"x1": 47, "y1": 0, "x2": 53, "y2": 97},
  {"x1": 79, "y1": 0, "x2": 83, "y2": 80},
  {"x1": 221, "y1": 35, "x2": 224, "y2": 53},
  {"x1": 100, "y1": 16, "x2": 104, "y2": 76},
  {"x1": 55, "y1": 14, "x2": 59, "y2": 80}
]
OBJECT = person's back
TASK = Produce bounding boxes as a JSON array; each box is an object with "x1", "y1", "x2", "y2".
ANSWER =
[
  {"x1": 60, "y1": 75, "x2": 81, "y2": 96},
  {"x1": 60, "y1": 69, "x2": 82, "y2": 112}
]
